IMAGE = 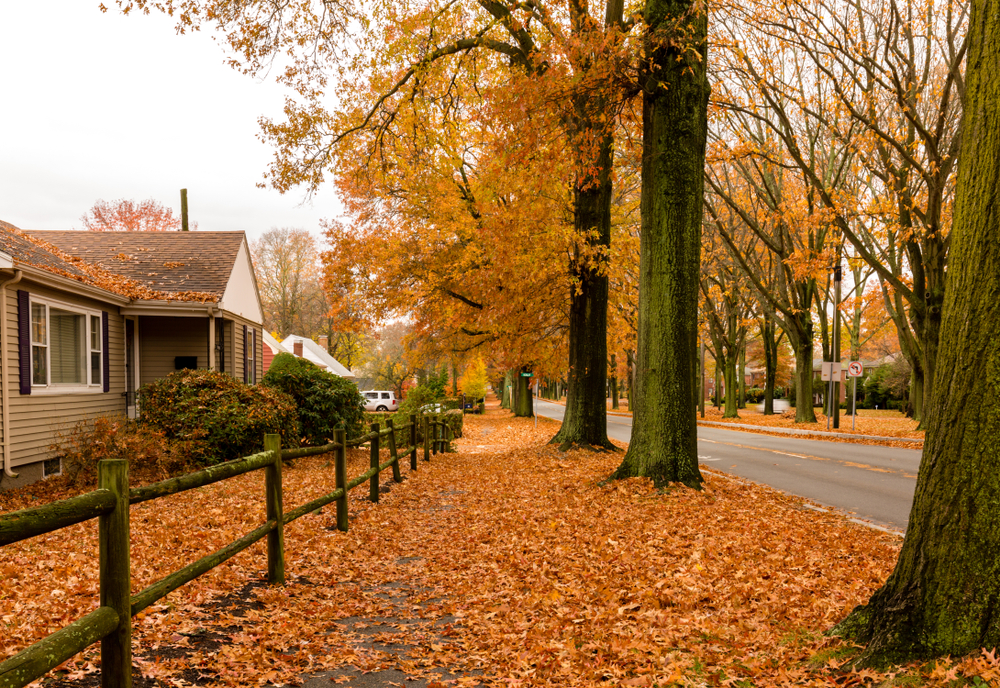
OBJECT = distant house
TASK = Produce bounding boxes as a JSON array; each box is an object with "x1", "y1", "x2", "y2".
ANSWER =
[
  {"x1": 0, "y1": 221, "x2": 266, "y2": 489},
  {"x1": 280, "y1": 334, "x2": 355, "y2": 379},
  {"x1": 262, "y1": 331, "x2": 289, "y2": 372}
]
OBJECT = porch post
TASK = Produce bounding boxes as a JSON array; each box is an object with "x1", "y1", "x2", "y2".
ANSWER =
[{"x1": 207, "y1": 308, "x2": 216, "y2": 371}]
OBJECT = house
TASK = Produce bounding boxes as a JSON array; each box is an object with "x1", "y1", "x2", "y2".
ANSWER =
[
  {"x1": 280, "y1": 334, "x2": 355, "y2": 379},
  {"x1": 0, "y1": 221, "x2": 266, "y2": 489},
  {"x1": 262, "y1": 330, "x2": 289, "y2": 372}
]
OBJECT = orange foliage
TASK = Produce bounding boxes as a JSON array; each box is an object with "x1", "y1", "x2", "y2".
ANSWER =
[{"x1": 80, "y1": 198, "x2": 191, "y2": 232}]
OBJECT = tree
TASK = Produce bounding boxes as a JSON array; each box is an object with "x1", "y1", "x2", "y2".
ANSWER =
[
  {"x1": 80, "y1": 198, "x2": 190, "y2": 231},
  {"x1": 832, "y1": 0, "x2": 1000, "y2": 664},
  {"x1": 610, "y1": 0, "x2": 709, "y2": 489},
  {"x1": 360, "y1": 322, "x2": 417, "y2": 398},
  {"x1": 250, "y1": 228, "x2": 325, "y2": 337},
  {"x1": 458, "y1": 357, "x2": 488, "y2": 400}
]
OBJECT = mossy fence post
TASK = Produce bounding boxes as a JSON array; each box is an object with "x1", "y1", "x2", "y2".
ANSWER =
[
  {"x1": 98, "y1": 459, "x2": 131, "y2": 688},
  {"x1": 369, "y1": 422, "x2": 380, "y2": 503},
  {"x1": 409, "y1": 414, "x2": 417, "y2": 470},
  {"x1": 386, "y1": 419, "x2": 402, "y2": 483},
  {"x1": 335, "y1": 427, "x2": 348, "y2": 532},
  {"x1": 422, "y1": 416, "x2": 431, "y2": 462},
  {"x1": 432, "y1": 420, "x2": 439, "y2": 457},
  {"x1": 264, "y1": 434, "x2": 285, "y2": 585}
]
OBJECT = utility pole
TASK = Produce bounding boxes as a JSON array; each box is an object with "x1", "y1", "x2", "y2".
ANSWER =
[{"x1": 180, "y1": 189, "x2": 189, "y2": 231}]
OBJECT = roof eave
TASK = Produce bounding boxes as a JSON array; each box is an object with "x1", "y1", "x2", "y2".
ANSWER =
[{"x1": 11, "y1": 261, "x2": 131, "y2": 305}]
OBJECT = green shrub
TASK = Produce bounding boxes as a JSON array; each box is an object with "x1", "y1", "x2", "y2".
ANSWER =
[
  {"x1": 139, "y1": 369, "x2": 299, "y2": 465},
  {"x1": 262, "y1": 352, "x2": 366, "y2": 444},
  {"x1": 745, "y1": 387, "x2": 765, "y2": 404}
]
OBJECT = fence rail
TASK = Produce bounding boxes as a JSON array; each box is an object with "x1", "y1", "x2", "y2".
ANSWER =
[{"x1": 0, "y1": 413, "x2": 456, "y2": 688}]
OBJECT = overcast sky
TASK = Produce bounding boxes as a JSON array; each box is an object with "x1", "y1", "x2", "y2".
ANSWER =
[{"x1": 0, "y1": 2, "x2": 344, "y2": 242}]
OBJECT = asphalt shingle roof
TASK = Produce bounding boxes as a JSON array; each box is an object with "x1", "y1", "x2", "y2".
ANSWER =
[
  {"x1": 24, "y1": 230, "x2": 245, "y2": 297},
  {"x1": 0, "y1": 221, "x2": 90, "y2": 279}
]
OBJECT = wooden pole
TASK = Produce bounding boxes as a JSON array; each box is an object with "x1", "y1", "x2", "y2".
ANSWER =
[
  {"x1": 432, "y1": 420, "x2": 439, "y2": 456},
  {"x1": 409, "y1": 414, "x2": 418, "y2": 470},
  {"x1": 335, "y1": 428, "x2": 348, "y2": 532},
  {"x1": 369, "y1": 423, "x2": 380, "y2": 503},
  {"x1": 180, "y1": 189, "x2": 189, "y2": 232},
  {"x1": 98, "y1": 459, "x2": 131, "y2": 688},
  {"x1": 422, "y1": 416, "x2": 431, "y2": 462},
  {"x1": 386, "y1": 419, "x2": 402, "y2": 483},
  {"x1": 263, "y1": 434, "x2": 285, "y2": 585}
]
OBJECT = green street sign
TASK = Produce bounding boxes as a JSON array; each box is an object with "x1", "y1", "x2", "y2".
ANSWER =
[{"x1": 521, "y1": 372, "x2": 533, "y2": 377}]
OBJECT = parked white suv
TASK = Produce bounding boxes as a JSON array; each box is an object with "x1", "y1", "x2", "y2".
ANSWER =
[{"x1": 362, "y1": 390, "x2": 398, "y2": 412}]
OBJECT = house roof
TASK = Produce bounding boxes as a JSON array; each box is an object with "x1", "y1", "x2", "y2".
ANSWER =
[
  {"x1": 2, "y1": 220, "x2": 91, "y2": 280},
  {"x1": 281, "y1": 334, "x2": 356, "y2": 379},
  {"x1": 24, "y1": 230, "x2": 245, "y2": 298},
  {"x1": 1, "y1": 221, "x2": 218, "y2": 303}
]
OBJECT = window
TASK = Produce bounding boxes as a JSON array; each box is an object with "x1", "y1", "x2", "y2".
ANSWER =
[
  {"x1": 30, "y1": 298, "x2": 103, "y2": 390},
  {"x1": 381, "y1": 393, "x2": 391, "y2": 400},
  {"x1": 245, "y1": 327, "x2": 256, "y2": 384},
  {"x1": 365, "y1": 392, "x2": 378, "y2": 400}
]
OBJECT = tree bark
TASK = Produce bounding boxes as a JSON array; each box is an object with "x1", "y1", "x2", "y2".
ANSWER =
[
  {"x1": 762, "y1": 315, "x2": 778, "y2": 415},
  {"x1": 723, "y1": 351, "x2": 739, "y2": 418},
  {"x1": 550, "y1": 129, "x2": 615, "y2": 450},
  {"x1": 610, "y1": 0, "x2": 708, "y2": 489},
  {"x1": 610, "y1": 354, "x2": 619, "y2": 410},
  {"x1": 512, "y1": 369, "x2": 534, "y2": 417},
  {"x1": 832, "y1": 0, "x2": 1000, "y2": 663}
]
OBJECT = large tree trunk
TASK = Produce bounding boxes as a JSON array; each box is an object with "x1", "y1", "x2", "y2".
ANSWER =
[
  {"x1": 610, "y1": 0, "x2": 708, "y2": 489},
  {"x1": 610, "y1": 353, "x2": 619, "y2": 410},
  {"x1": 512, "y1": 369, "x2": 534, "y2": 417},
  {"x1": 792, "y1": 320, "x2": 817, "y2": 423},
  {"x1": 550, "y1": 103, "x2": 614, "y2": 450},
  {"x1": 833, "y1": 3, "x2": 1000, "y2": 664}
]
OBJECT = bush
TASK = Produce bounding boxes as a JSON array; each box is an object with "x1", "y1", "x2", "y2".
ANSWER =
[
  {"x1": 262, "y1": 352, "x2": 366, "y2": 444},
  {"x1": 140, "y1": 369, "x2": 299, "y2": 465},
  {"x1": 52, "y1": 415, "x2": 188, "y2": 483},
  {"x1": 745, "y1": 387, "x2": 765, "y2": 404}
]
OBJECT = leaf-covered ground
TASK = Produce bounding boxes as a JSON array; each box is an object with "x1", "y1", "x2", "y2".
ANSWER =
[{"x1": 3, "y1": 407, "x2": 997, "y2": 687}]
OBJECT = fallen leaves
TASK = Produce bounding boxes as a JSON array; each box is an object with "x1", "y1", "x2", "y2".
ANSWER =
[{"x1": 0, "y1": 405, "x2": 987, "y2": 687}]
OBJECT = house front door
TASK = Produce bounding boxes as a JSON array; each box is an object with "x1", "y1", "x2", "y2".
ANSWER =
[{"x1": 125, "y1": 318, "x2": 138, "y2": 418}]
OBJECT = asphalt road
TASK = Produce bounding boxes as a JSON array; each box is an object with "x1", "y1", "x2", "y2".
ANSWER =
[{"x1": 534, "y1": 399, "x2": 920, "y2": 532}]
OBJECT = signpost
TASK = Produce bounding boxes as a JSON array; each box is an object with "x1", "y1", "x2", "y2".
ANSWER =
[
  {"x1": 821, "y1": 362, "x2": 842, "y2": 430},
  {"x1": 846, "y1": 361, "x2": 864, "y2": 431}
]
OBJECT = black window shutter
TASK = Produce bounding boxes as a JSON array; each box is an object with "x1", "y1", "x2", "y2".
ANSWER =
[
  {"x1": 102, "y1": 312, "x2": 110, "y2": 393},
  {"x1": 17, "y1": 290, "x2": 30, "y2": 395},
  {"x1": 243, "y1": 324, "x2": 248, "y2": 383},
  {"x1": 252, "y1": 329, "x2": 257, "y2": 383}
]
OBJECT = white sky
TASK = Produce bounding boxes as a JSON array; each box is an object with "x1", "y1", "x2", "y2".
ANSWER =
[{"x1": 0, "y1": 2, "x2": 344, "y2": 242}]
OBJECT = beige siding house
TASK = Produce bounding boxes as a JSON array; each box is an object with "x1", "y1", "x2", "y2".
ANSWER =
[{"x1": 0, "y1": 221, "x2": 266, "y2": 489}]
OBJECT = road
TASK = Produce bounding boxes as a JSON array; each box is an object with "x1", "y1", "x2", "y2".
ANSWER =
[{"x1": 534, "y1": 399, "x2": 920, "y2": 531}]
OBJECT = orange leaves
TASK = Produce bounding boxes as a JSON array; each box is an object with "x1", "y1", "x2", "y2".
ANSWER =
[{"x1": 80, "y1": 198, "x2": 190, "y2": 232}]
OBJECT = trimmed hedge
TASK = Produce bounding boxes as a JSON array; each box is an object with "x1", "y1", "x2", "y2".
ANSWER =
[
  {"x1": 262, "y1": 352, "x2": 366, "y2": 443},
  {"x1": 139, "y1": 369, "x2": 299, "y2": 465}
]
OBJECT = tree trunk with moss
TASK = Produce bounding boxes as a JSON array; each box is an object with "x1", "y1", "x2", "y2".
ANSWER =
[
  {"x1": 610, "y1": 0, "x2": 707, "y2": 489},
  {"x1": 610, "y1": 354, "x2": 619, "y2": 410},
  {"x1": 723, "y1": 352, "x2": 739, "y2": 419},
  {"x1": 832, "y1": 3, "x2": 1000, "y2": 663},
  {"x1": 761, "y1": 315, "x2": 779, "y2": 415},
  {"x1": 512, "y1": 369, "x2": 534, "y2": 417}
]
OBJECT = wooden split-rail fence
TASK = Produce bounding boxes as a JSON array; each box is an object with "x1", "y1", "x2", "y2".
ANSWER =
[{"x1": 0, "y1": 413, "x2": 456, "y2": 688}]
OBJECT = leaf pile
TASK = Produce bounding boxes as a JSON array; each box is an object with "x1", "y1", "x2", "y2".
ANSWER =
[{"x1": 2, "y1": 407, "x2": 993, "y2": 687}]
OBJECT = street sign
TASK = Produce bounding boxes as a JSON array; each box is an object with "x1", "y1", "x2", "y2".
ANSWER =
[
  {"x1": 847, "y1": 361, "x2": 864, "y2": 377},
  {"x1": 520, "y1": 372, "x2": 533, "y2": 377},
  {"x1": 820, "y1": 361, "x2": 842, "y2": 381}
]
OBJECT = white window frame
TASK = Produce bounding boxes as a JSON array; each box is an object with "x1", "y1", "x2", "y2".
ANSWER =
[{"x1": 29, "y1": 295, "x2": 103, "y2": 394}]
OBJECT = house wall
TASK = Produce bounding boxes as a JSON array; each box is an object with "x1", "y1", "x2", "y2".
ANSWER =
[
  {"x1": 137, "y1": 315, "x2": 212, "y2": 386},
  {"x1": 0, "y1": 278, "x2": 126, "y2": 488}
]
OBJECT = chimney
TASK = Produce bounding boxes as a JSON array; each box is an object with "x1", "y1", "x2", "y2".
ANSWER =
[
  {"x1": 293, "y1": 341, "x2": 303, "y2": 357},
  {"x1": 318, "y1": 334, "x2": 329, "y2": 351}
]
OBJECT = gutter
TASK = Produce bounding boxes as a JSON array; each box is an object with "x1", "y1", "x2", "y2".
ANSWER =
[{"x1": 0, "y1": 269, "x2": 23, "y2": 479}]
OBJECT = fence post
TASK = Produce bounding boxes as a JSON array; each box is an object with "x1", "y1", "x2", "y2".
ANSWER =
[
  {"x1": 422, "y1": 415, "x2": 431, "y2": 462},
  {"x1": 335, "y1": 427, "x2": 348, "y2": 532},
  {"x1": 264, "y1": 434, "x2": 285, "y2": 585},
  {"x1": 432, "y1": 420, "x2": 439, "y2": 456},
  {"x1": 409, "y1": 414, "x2": 418, "y2": 470},
  {"x1": 386, "y1": 419, "x2": 403, "y2": 483},
  {"x1": 369, "y1": 423, "x2": 380, "y2": 503},
  {"x1": 98, "y1": 459, "x2": 131, "y2": 688}
]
